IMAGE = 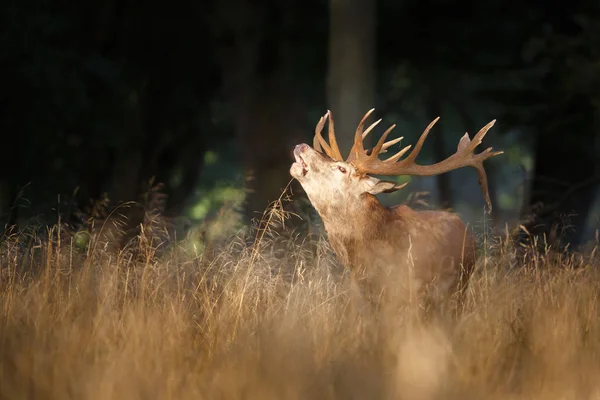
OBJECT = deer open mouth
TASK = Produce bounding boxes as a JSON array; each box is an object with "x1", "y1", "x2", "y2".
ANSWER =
[{"x1": 293, "y1": 150, "x2": 308, "y2": 175}]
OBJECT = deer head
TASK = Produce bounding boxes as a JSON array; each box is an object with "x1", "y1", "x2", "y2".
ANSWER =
[{"x1": 290, "y1": 109, "x2": 502, "y2": 215}]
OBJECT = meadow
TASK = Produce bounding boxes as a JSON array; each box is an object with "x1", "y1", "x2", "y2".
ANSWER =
[{"x1": 1, "y1": 198, "x2": 599, "y2": 400}]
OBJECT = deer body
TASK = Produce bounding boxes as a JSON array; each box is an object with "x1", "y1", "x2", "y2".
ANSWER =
[{"x1": 290, "y1": 110, "x2": 501, "y2": 306}]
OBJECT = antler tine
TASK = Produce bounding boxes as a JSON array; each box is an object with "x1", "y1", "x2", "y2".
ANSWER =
[
  {"x1": 313, "y1": 112, "x2": 338, "y2": 159},
  {"x1": 353, "y1": 117, "x2": 386, "y2": 158},
  {"x1": 384, "y1": 144, "x2": 412, "y2": 163},
  {"x1": 347, "y1": 108, "x2": 377, "y2": 162},
  {"x1": 327, "y1": 110, "x2": 344, "y2": 160},
  {"x1": 313, "y1": 115, "x2": 326, "y2": 152},
  {"x1": 365, "y1": 136, "x2": 404, "y2": 156},
  {"x1": 472, "y1": 149, "x2": 498, "y2": 213},
  {"x1": 369, "y1": 124, "x2": 397, "y2": 159},
  {"x1": 466, "y1": 119, "x2": 497, "y2": 152},
  {"x1": 399, "y1": 117, "x2": 441, "y2": 165},
  {"x1": 362, "y1": 118, "x2": 383, "y2": 140},
  {"x1": 470, "y1": 144, "x2": 504, "y2": 212},
  {"x1": 381, "y1": 136, "x2": 403, "y2": 152}
]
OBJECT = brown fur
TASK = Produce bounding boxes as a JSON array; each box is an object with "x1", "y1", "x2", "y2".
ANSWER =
[
  {"x1": 323, "y1": 194, "x2": 475, "y2": 307},
  {"x1": 290, "y1": 144, "x2": 476, "y2": 309}
]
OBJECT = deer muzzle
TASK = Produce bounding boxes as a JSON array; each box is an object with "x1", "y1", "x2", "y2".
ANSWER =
[{"x1": 290, "y1": 143, "x2": 310, "y2": 178}]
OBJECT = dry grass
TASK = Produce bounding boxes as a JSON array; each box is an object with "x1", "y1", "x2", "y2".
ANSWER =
[{"x1": 1, "y1": 203, "x2": 600, "y2": 400}]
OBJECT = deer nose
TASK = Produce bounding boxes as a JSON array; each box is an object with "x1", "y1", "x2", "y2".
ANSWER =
[{"x1": 295, "y1": 143, "x2": 309, "y2": 153}]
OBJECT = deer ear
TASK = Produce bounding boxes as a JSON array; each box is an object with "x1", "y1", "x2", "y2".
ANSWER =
[{"x1": 363, "y1": 176, "x2": 408, "y2": 195}]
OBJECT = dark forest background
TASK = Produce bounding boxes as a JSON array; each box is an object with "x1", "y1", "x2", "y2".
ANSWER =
[{"x1": 1, "y1": 0, "x2": 599, "y2": 249}]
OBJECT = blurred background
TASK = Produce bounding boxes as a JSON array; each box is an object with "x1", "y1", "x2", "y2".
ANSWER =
[{"x1": 0, "y1": 0, "x2": 599, "y2": 249}]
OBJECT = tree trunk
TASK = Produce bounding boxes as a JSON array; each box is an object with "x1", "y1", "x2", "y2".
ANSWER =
[
  {"x1": 217, "y1": 0, "x2": 306, "y2": 222},
  {"x1": 327, "y1": 0, "x2": 376, "y2": 155}
]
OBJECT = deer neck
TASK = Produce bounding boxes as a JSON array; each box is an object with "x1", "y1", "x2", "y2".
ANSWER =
[
  {"x1": 318, "y1": 194, "x2": 384, "y2": 236},
  {"x1": 316, "y1": 194, "x2": 408, "y2": 268}
]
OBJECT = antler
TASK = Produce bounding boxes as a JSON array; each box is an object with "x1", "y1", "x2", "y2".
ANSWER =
[
  {"x1": 312, "y1": 109, "x2": 503, "y2": 212},
  {"x1": 314, "y1": 110, "x2": 403, "y2": 161}
]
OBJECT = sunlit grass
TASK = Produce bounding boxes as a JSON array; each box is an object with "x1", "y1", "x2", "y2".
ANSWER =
[{"x1": 1, "y1": 199, "x2": 599, "y2": 399}]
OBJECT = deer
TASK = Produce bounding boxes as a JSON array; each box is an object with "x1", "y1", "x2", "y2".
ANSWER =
[{"x1": 290, "y1": 109, "x2": 503, "y2": 312}]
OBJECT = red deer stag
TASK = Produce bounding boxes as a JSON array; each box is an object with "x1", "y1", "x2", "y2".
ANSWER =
[{"x1": 290, "y1": 109, "x2": 502, "y2": 309}]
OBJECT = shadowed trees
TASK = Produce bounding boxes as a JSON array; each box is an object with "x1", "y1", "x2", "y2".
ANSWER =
[
  {"x1": 209, "y1": 0, "x2": 331, "y2": 223},
  {"x1": 378, "y1": 0, "x2": 599, "y2": 245},
  {"x1": 0, "y1": 0, "x2": 598, "y2": 247},
  {"x1": 0, "y1": 0, "x2": 219, "y2": 227},
  {"x1": 519, "y1": 12, "x2": 600, "y2": 247}
]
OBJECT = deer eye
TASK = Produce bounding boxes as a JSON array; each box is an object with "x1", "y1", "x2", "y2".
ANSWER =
[{"x1": 337, "y1": 166, "x2": 347, "y2": 174}]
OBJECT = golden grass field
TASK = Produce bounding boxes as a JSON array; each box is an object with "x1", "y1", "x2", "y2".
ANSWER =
[{"x1": 1, "y1": 203, "x2": 599, "y2": 400}]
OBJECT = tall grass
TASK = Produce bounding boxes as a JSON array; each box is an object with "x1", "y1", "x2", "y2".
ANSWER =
[{"x1": 1, "y1": 201, "x2": 599, "y2": 399}]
